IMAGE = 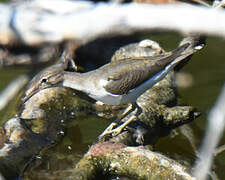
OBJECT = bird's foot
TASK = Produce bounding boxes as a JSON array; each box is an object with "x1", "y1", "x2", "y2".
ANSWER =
[
  {"x1": 99, "y1": 114, "x2": 137, "y2": 140},
  {"x1": 99, "y1": 122, "x2": 118, "y2": 139},
  {"x1": 98, "y1": 124, "x2": 124, "y2": 140}
]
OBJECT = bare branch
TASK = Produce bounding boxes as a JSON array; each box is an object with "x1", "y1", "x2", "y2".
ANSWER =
[{"x1": 1, "y1": 0, "x2": 225, "y2": 45}]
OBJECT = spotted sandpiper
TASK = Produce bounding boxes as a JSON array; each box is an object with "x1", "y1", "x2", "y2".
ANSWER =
[
  {"x1": 60, "y1": 40, "x2": 201, "y2": 137},
  {"x1": 22, "y1": 39, "x2": 202, "y2": 138}
]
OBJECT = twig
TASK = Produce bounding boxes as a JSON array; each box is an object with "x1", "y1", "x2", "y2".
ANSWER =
[
  {"x1": 0, "y1": 75, "x2": 29, "y2": 111},
  {"x1": 215, "y1": 144, "x2": 225, "y2": 156},
  {"x1": 193, "y1": 83, "x2": 225, "y2": 180}
]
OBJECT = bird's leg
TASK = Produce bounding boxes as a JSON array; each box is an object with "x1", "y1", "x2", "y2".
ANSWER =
[
  {"x1": 111, "y1": 103, "x2": 142, "y2": 136},
  {"x1": 99, "y1": 102, "x2": 142, "y2": 138},
  {"x1": 99, "y1": 103, "x2": 135, "y2": 139},
  {"x1": 119, "y1": 103, "x2": 136, "y2": 120}
]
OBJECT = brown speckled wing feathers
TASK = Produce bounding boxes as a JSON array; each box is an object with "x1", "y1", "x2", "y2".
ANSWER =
[{"x1": 103, "y1": 43, "x2": 190, "y2": 95}]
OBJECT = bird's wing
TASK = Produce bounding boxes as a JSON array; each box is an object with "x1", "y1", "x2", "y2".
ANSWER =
[
  {"x1": 102, "y1": 58, "x2": 169, "y2": 95},
  {"x1": 103, "y1": 43, "x2": 193, "y2": 95}
]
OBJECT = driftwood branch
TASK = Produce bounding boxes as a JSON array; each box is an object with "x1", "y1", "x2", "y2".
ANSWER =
[{"x1": 1, "y1": 0, "x2": 225, "y2": 45}]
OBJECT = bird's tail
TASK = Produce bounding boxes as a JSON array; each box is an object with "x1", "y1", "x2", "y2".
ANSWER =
[{"x1": 167, "y1": 41, "x2": 204, "y2": 69}]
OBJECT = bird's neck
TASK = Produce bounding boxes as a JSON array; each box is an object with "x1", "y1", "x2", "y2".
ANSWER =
[{"x1": 63, "y1": 72, "x2": 90, "y2": 93}]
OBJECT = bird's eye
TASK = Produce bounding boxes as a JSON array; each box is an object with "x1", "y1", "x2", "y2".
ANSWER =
[{"x1": 41, "y1": 78, "x2": 48, "y2": 83}]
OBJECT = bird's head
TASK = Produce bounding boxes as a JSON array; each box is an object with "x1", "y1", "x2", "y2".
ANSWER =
[
  {"x1": 22, "y1": 52, "x2": 77, "y2": 103},
  {"x1": 22, "y1": 64, "x2": 64, "y2": 103}
]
